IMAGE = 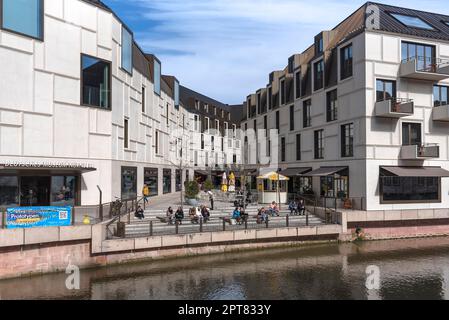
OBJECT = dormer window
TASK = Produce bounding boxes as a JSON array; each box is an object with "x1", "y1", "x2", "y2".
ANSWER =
[
  {"x1": 316, "y1": 36, "x2": 324, "y2": 55},
  {"x1": 390, "y1": 13, "x2": 435, "y2": 31},
  {"x1": 313, "y1": 60, "x2": 324, "y2": 91}
]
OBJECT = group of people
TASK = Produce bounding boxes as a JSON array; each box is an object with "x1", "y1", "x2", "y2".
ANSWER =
[
  {"x1": 231, "y1": 207, "x2": 248, "y2": 225},
  {"x1": 166, "y1": 205, "x2": 211, "y2": 225},
  {"x1": 288, "y1": 199, "x2": 306, "y2": 216}
]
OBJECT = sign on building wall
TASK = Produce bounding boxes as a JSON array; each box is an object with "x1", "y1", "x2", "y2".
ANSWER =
[{"x1": 6, "y1": 206, "x2": 72, "y2": 229}]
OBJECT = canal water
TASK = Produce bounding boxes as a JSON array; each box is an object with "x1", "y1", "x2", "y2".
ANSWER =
[{"x1": 2, "y1": 237, "x2": 449, "y2": 300}]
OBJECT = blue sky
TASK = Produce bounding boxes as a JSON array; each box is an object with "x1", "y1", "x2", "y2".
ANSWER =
[{"x1": 104, "y1": 0, "x2": 449, "y2": 104}]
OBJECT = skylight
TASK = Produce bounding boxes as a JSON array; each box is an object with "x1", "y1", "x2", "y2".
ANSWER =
[{"x1": 390, "y1": 13, "x2": 435, "y2": 30}]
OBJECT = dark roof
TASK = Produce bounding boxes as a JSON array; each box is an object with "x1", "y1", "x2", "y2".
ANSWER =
[
  {"x1": 368, "y1": 2, "x2": 449, "y2": 42},
  {"x1": 180, "y1": 86, "x2": 229, "y2": 110}
]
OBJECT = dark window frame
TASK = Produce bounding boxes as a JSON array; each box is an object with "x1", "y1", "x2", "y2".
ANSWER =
[
  {"x1": 380, "y1": 175, "x2": 441, "y2": 204},
  {"x1": 289, "y1": 105, "x2": 295, "y2": 131},
  {"x1": 121, "y1": 166, "x2": 137, "y2": 200},
  {"x1": 326, "y1": 89, "x2": 338, "y2": 122},
  {"x1": 0, "y1": 0, "x2": 44, "y2": 41},
  {"x1": 303, "y1": 100, "x2": 311, "y2": 128},
  {"x1": 80, "y1": 54, "x2": 112, "y2": 110},
  {"x1": 296, "y1": 134, "x2": 301, "y2": 161},
  {"x1": 124, "y1": 118, "x2": 129, "y2": 149},
  {"x1": 120, "y1": 25, "x2": 134, "y2": 76},
  {"x1": 340, "y1": 44, "x2": 353, "y2": 80},
  {"x1": 376, "y1": 79, "x2": 397, "y2": 102},
  {"x1": 295, "y1": 70, "x2": 301, "y2": 99},
  {"x1": 341, "y1": 123, "x2": 354, "y2": 158},
  {"x1": 313, "y1": 60, "x2": 324, "y2": 91},
  {"x1": 402, "y1": 122, "x2": 422, "y2": 146},
  {"x1": 314, "y1": 129, "x2": 324, "y2": 159},
  {"x1": 281, "y1": 137, "x2": 286, "y2": 162},
  {"x1": 389, "y1": 12, "x2": 436, "y2": 31},
  {"x1": 433, "y1": 85, "x2": 449, "y2": 107},
  {"x1": 141, "y1": 86, "x2": 146, "y2": 113}
]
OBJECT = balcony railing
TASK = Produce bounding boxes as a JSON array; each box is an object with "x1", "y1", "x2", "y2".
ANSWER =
[
  {"x1": 375, "y1": 98, "x2": 414, "y2": 118},
  {"x1": 400, "y1": 143, "x2": 440, "y2": 160},
  {"x1": 432, "y1": 103, "x2": 449, "y2": 122},
  {"x1": 400, "y1": 57, "x2": 449, "y2": 81}
]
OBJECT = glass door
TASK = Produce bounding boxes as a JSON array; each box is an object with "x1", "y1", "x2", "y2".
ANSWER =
[{"x1": 20, "y1": 176, "x2": 51, "y2": 207}]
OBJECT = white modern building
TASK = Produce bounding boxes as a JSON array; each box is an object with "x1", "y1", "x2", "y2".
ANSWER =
[
  {"x1": 242, "y1": 2, "x2": 449, "y2": 212},
  {"x1": 0, "y1": 0, "x2": 241, "y2": 208}
]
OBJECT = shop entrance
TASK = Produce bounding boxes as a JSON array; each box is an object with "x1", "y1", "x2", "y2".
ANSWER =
[{"x1": 20, "y1": 176, "x2": 51, "y2": 206}]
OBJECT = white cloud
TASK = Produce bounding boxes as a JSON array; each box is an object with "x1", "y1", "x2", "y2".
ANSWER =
[{"x1": 107, "y1": 0, "x2": 449, "y2": 104}]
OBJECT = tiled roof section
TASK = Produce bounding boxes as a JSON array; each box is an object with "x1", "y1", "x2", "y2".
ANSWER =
[{"x1": 369, "y1": 2, "x2": 449, "y2": 41}]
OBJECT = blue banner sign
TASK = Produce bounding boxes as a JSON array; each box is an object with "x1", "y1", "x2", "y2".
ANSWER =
[{"x1": 6, "y1": 206, "x2": 72, "y2": 229}]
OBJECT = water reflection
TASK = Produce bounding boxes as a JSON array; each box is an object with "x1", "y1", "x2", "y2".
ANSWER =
[{"x1": 2, "y1": 237, "x2": 449, "y2": 300}]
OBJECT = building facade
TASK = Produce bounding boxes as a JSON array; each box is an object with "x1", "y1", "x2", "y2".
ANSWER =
[
  {"x1": 242, "y1": 2, "x2": 449, "y2": 211},
  {"x1": 0, "y1": 0, "x2": 241, "y2": 207}
]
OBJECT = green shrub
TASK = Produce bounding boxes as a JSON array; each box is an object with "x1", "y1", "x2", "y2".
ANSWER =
[
  {"x1": 203, "y1": 179, "x2": 214, "y2": 192},
  {"x1": 185, "y1": 181, "x2": 200, "y2": 199}
]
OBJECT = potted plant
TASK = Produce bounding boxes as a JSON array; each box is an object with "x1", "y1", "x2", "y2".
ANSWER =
[
  {"x1": 203, "y1": 179, "x2": 214, "y2": 192},
  {"x1": 185, "y1": 180, "x2": 200, "y2": 206}
]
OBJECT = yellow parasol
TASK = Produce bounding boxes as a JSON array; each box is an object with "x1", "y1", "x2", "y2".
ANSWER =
[{"x1": 257, "y1": 171, "x2": 290, "y2": 181}]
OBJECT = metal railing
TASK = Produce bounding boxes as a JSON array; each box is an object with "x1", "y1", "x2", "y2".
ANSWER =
[
  {"x1": 390, "y1": 98, "x2": 414, "y2": 113},
  {"x1": 299, "y1": 195, "x2": 366, "y2": 212},
  {"x1": 417, "y1": 143, "x2": 440, "y2": 158},
  {"x1": 402, "y1": 56, "x2": 449, "y2": 73}
]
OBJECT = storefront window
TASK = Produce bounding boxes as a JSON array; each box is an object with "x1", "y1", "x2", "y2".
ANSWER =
[
  {"x1": 163, "y1": 169, "x2": 172, "y2": 194},
  {"x1": 144, "y1": 168, "x2": 158, "y2": 197},
  {"x1": 51, "y1": 176, "x2": 76, "y2": 207},
  {"x1": 121, "y1": 167, "x2": 137, "y2": 200},
  {"x1": 263, "y1": 180, "x2": 287, "y2": 192},
  {"x1": 320, "y1": 176, "x2": 349, "y2": 198},
  {"x1": 0, "y1": 176, "x2": 19, "y2": 207},
  {"x1": 381, "y1": 177, "x2": 440, "y2": 203}
]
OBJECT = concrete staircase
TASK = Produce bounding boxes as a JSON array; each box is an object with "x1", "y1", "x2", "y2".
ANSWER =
[{"x1": 123, "y1": 205, "x2": 324, "y2": 238}]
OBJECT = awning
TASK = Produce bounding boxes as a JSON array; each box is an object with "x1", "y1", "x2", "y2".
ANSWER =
[
  {"x1": 279, "y1": 167, "x2": 312, "y2": 177},
  {"x1": 301, "y1": 167, "x2": 348, "y2": 177},
  {"x1": 234, "y1": 169, "x2": 258, "y2": 177},
  {"x1": 194, "y1": 170, "x2": 210, "y2": 176},
  {"x1": 257, "y1": 171, "x2": 290, "y2": 181},
  {"x1": 381, "y1": 166, "x2": 449, "y2": 177}
]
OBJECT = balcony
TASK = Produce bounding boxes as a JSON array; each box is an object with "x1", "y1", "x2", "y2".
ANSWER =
[
  {"x1": 433, "y1": 103, "x2": 449, "y2": 122},
  {"x1": 400, "y1": 144, "x2": 440, "y2": 160},
  {"x1": 375, "y1": 98, "x2": 414, "y2": 118},
  {"x1": 400, "y1": 57, "x2": 449, "y2": 81}
]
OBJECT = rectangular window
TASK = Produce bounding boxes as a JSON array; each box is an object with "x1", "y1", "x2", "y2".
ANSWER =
[
  {"x1": 326, "y1": 90, "x2": 338, "y2": 122},
  {"x1": 205, "y1": 117, "x2": 210, "y2": 133},
  {"x1": 221, "y1": 137, "x2": 224, "y2": 151},
  {"x1": 232, "y1": 124, "x2": 237, "y2": 138},
  {"x1": 280, "y1": 79, "x2": 286, "y2": 105},
  {"x1": 174, "y1": 80, "x2": 180, "y2": 108},
  {"x1": 296, "y1": 134, "x2": 301, "y2": 161},
  {"x1": 376, "y1": 79, "x2": 396, "y2": 102},
  {"x1": 233, "y1": 154, "x2": 237, "y2": 164},
  {"x1": 166, "y1": 104, "x2": 169, "y2": 126},
  {"x1": 402, "y1": 123, "x2": 422, "y2": 146},
  {"x1": 295, "y1": 71, "x2": 301, "y2": 99},
  {"x1": 268, "y1": 87, "x2": 273, "y2": 110},
  {"x1": 341, "y1": 123, "x2": 354, "y2": 158},
  {"x1": 82, "y1": 55, "x2": 111, "y2": 109},
  {"x1": 194, "y1": 151, "x2": 198, "y2": 166},
  {"x1": 124, "y1": 118, "x2": 129, "y2": 149},
  {"x1": 303, "y1": 100, "x2": 311, "y2": 128},
  {"x1": 1, "y1": 0, "x2": 43, "y2": 39},
  {"x1": 433, "y1": 85, "x2": 449, "y2": 107},
  {"x1": 314, "y1": 130, "x2": 324, "y2": 159},
  {"x1": 121, "y1": 27, "x2": 133, "y2": 74},
  {"x1": 275, "y1": 111, "x2": 280, "y2": 132},
  {"x1": 201, "y1": 134, "x2": 205, "y2": 150},
  {"x1": 215, "y1": 120, "x2": 220, "y2": 132},
  {"x1": 257, "y1": 92, "x2": 262, "y2": 114},
  {"x1": 391, "y1": 13, "x2": 435, "y2": 31},
  {"x1": 381, "y1": 176, "x2": 440, "y2": 203},
  {"x1": 194, "y1": 115, "x2": 199, "y2": 131},
  {"x1": 154, "y1": 59, "x2": 161, "y2": 95},
  {"x1": 121, "y1": 167, "x2": 137, "y2": 200},
  {"x1": 144, "y1": 168, "x2": 159, "y2": 197},
  {"x1": 0, "y1": 176, "x2": 19, "y2": 207},
  {"x1": 163, "y1": 169, "x2": 172, "y2": 194},
  {"x1": 281, "y1": 137, "x2": 286, "y2": 162},
  {"x1": 211, "y1": 136, "x2": 215, "y2": 151},
  {"x1": 224, "y1": 122, "x2": 229, "y2": 136},
  {"x1": 155, "y1": 130, "x2": 160, "y2": 155},
  {"x1": 142, "y1": 87, "x2": 146, "y2": 113},
  {"x1": 401, "y1": 41, "x2": 436, "y2": 72},
  {"x1": 290, "y1": 105, "x2": 295, "y2": 131},
  {"x1": 313, "y1": 60, "x2": 324, "y2": 91},
  {"x1": 264, "y1": 115, "x2": 268, "y2": 137},
  {"x1": 340, "y1": 44, "x2": 353, "y2": 80},
  {"x1": 316, "y1": 37, "x2": 324, "y2": 54}
]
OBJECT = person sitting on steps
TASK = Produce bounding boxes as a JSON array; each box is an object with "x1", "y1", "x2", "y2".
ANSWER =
[
  {"x1": 135, "y1": 205, "x2": 145, "y2": 220},
  {"x1": 175, "y1": 207, "x2": 184, "y2": 224},
  {"x1": 166, "y1": 206, "x2": 174, "y2": 225}
]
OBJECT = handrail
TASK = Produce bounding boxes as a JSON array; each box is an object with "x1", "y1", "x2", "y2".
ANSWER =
[{"x1": 402, "y1": 56, "x2": 449, "y2": 72}]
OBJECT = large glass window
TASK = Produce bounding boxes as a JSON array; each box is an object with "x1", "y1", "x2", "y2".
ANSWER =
[
  {"x1": 50, "y1": 176, "x2": 76, "y2": 207},
  {"x1": 401, "y1": 41, "x2": 436, "y2": 72},
  {"x1": 144, "y1": 168, "x2": 158, "y2": 197},
  {"x1": 314, "y1": 130, "x2": 324, "y2": 159},
  {"x1": 121, "y1": 167, "x2": 137, "y2": 200},
  {"x1": 381, "y1": 176, "x2": 440, "y2": 203},
  {"x1": 280, "y1": 79, "x2": 286, "y2": 105},
  {"x1": 163, "y1": 169, "x2": 172, "y2": 194},
  {"x1": 303, "y1": 100, "x2": 311, "y2": 128},
  {"x1": 341, "y1": 123, "x2": 354, "y2": 158},
  {"x1": 121, "y1": 27, "x2": 133, "y2": 74},
  {"x1": 275, "y1": 111, "x2": 280, "y2": 131},
  {"x1": 281, "y1": 137, "x2": 286, "y2": 162},
  {"x1": 175, "y1": 169, "x2": 182, "y2": 192},
  {"x1": 313, "y1": 60, "x2": 324, "y2": 91},
  {"x1": 82, "y1": 55, "x2": 111, "y2": 109},
  {"x1": 326, "y1": 90, "x2": 338, "y2": 122},
  {"x1": 376, "y1": 79, "x2": 396, "y2": 102},
  {"x1": 434, "y1": 85, "x2": 449, "y2": 107},
  {"x1": 340, "y1": 44, "x2": 353, "y2": 80},
  {"x1": 290, "y1": 105, "x2": 295, "y2": 131},
  {"x1": 1, "y1": 0, "x2": 43, "y2": 39},
  {"x1": 0, "y1": 176, "x2": 19, "y2": 207},
  {"x1": 295, "y1": 71, "x2": 301, "y2": 99},
  {"x1": 296, "y1": 134, "x2": 301, "y2": 161},
  {"x1": 174, "y1": 80, "x2": 180, "y2": 108},
  {"x1": 154, "y1": 59, "x2": 161, "y2": 95},
  {"x1": 391, "y1": 13, "x2": 435, "y2": 31},
  {"x1": 320, "y1": 176, "x2": 349, "y2": 199},
  {"x1": 402, "y1": 122, "x2": 422, "y2": 146}
]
